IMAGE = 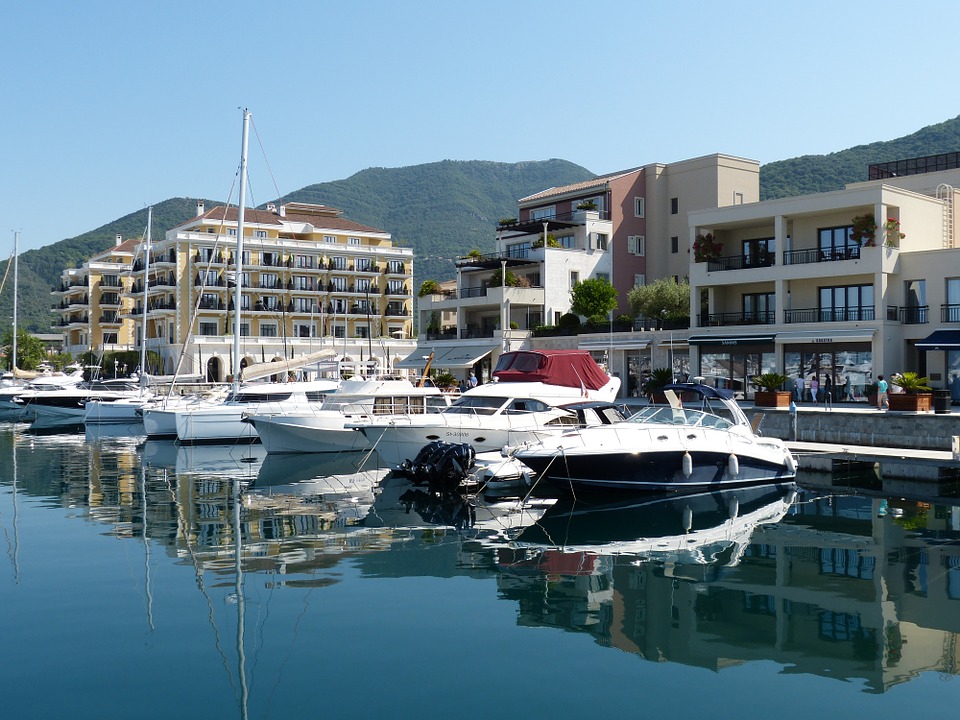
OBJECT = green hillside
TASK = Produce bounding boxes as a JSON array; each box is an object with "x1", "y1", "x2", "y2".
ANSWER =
[{"x1": 761, "y1": 114, "x2": 960, "y2": 199}]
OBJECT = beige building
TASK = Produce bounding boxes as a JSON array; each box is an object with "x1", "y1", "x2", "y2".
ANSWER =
[
  {"x1": 52, "y1": 237, "x2": 137, "y2": 357},
  {"x1": 687, "y1": 153, "x2": 960, "y2": 400},
  {"x1": 126, "y1": 201, "x2": 415, "y2": 381}
]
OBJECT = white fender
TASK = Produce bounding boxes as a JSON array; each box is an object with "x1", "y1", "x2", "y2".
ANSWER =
[
  {"x1": 682, "y1": 505, "x2": 693, "y2": 532},
  {"x1": 682, "y1": 451, "x2": 693, "y2": 478},
  {"x1": 784, "y1": 451, "x2": 797, "y2": 474},
  {"x1": 728, "y1": 495, "x2": 740, "y2": 520},
  {"x1": 728, "y1": 453, "x2": 740, "y2": 477}
]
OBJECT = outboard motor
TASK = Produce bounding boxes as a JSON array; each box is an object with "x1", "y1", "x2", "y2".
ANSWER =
[{"x1": 401, "y1": 441, "x2": 476, "y2": 494}]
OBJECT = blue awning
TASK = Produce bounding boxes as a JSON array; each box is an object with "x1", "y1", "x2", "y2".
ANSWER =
[{"x1": 915, "y1": 330, "x2": 960, "y2": 350}]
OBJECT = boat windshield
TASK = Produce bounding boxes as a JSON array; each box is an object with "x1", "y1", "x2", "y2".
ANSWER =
[
  {"x1": 626, "y1": 405, "x2": 735, "y2": 430},
  {"x1": 227, "y1": 391, "x2": 293, "y2": 404},
  {"x1": 442, "y1": 396, "x2": 510, "y2": 415}
]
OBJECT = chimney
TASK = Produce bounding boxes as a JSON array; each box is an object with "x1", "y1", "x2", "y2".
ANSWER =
[
  {"x1": 115, "y1": 234, "x2": 122, "y2": 246},
  {"x1": 196, "y1": 200, "x2": 205, "y2": 217},
  {"x1": 279, "y1": 205, "x2": 286, "y2": 217}
]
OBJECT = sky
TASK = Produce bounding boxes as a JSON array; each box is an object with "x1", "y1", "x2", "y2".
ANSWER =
[{"x1": 2, "y1": 0, "x2": 958, "y2": 253}]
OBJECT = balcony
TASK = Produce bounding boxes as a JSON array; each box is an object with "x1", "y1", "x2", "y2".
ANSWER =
[
  {"x1": 699, "y1": 311, "x2": 776, "y2": 327},
  {"x1": 899, "y1": 305, "x2": 928, "y2": 325},
  {"x1": 706, "y1": 254, "x2": 776, "y2": 272},
  {"x1": 99, "y1": 313, "x2": 122, "y2": 325},
  {"x1": 942, "y1": 304, "x2": 960, "y2": 323},
  {"x1": 784, "y1": 307, "x2": 876, "y2": 324},
  {"x1": 783, "y1": 246, "x2": 861, "y2": 266}
]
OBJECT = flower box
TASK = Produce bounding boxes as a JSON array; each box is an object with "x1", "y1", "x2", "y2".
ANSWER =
[
  {"x1": 888, "y1": 393, "x2": 933, "y2": 412},
  {"x1": 754, "y1": 390, "x2": 792, "y2": 408}
]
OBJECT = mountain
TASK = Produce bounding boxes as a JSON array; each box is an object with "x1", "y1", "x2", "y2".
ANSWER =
[
  {"x1": 761, "y1": 114, "x2": 960, "y2": 199},
  {"x1": 0, "y1": 160, "x2": 594, "y2": 334}
]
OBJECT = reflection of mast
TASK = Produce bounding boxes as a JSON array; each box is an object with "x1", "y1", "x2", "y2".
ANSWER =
[
  {"x1": 8, "y1": 434, "x2": 21, "y2": 582},
  {"x1": 141, "y1": 462, "x2": 155, "y2": 631},
  {"x1": 233, "y1": 478, "x2": 249, "y2": 720}
]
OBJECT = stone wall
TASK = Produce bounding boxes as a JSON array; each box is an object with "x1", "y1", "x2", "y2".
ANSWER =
[{"x1": 754, "y1": 408, "x2": 960, "y2": 451}]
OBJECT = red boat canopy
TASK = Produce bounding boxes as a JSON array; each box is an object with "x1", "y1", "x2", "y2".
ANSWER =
[{"x1": 492, "y1": 350, "x2": 609, "y2": 391}]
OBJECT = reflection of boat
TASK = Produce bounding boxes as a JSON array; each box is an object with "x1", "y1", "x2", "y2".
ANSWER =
[
  {"x1": 515, "y1": 482, "x2": 796, "y2": 565},
  {"x1": 142, "y1": 439, "x2": 266, "y2": 476},
  {"x1": 516, "y1": 381, "x2": 797, "y2": 492},
  {"x1": 353, "y1": 350, "x2": 621, "y2": 469},
  {"x1": 85, "y1": 421, "x2": 146, "y2": 441}
]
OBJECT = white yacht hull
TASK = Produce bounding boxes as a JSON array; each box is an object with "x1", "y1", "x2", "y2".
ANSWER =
[{"x1": 245, "y1": 413, "x2": 372, "y2": 454}]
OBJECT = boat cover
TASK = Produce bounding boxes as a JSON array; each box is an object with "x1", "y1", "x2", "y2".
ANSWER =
[{"x1": 492, "y1": 350, "x2": 609, "y2": 391}]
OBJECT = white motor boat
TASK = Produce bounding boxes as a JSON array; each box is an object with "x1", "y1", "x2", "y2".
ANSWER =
[
  {"x1": 244, "y1": 376, "x2": 453, "y2": 454},
  {"x1": 0, "y1": 365, "x2": 86, "y2": 421},
  {"x1": 17, "y1": 380, "x2": 143, "y2": 428},
  {"x1": 170, "y1": 379, "x2": 341, "y2": 444},
  {"x1": 515, "y1": 380, "x2": 798, "y2": 493},
  {"x1": 350, "y1": 349, "x2": 621, "y2": 469}
]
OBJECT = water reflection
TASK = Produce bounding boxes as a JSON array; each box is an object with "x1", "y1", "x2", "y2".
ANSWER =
[{"x1": 3, "y1": 422, "x2": 960, "y2": 699}]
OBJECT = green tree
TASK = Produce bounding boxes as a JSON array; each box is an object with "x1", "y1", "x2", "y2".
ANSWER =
[
  {"x1": 627, "y1": 277, "x2": 690, "y2": 322},
  {"x1": 570, "y1": 277, "x2": 618, "y2": 319},
  {"x1": 1, "y1": 328, "x2": 46, "y2": 370}
]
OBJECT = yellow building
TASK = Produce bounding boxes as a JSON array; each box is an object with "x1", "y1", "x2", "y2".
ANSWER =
[
  {"x1": 52, "y1": 236, "x2": 137, "y2": 357},
  {"x1": 126, "y1": 201, "x2": 414, "y2": 380}
]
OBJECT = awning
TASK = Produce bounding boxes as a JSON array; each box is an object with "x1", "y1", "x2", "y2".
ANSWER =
[
  {"x1": 394, "y1": 343, "x2": 499, "y2": 370},
  {"x1": 578, "y1": 338, "x2": 650, "y2": 350},
  {"x1": 915, "y1": 329, "x2": 960, "y2": 350},
  {"x1": 687, "y1": 333, "x2": 776, "y2": 346},
  {"x1": 775, "y1": 329, "x2": 876, "y2": 345}
]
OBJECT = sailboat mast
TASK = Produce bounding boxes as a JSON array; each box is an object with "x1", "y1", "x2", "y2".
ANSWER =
[
  {"x1": 234, "y1": 109, "x2": 251, "y2": 390},
  {"x1": 139, "y1": 207, "x2": 152, "y2": 388},
  {"x1": 11, "y1": 231, "x2": 18, "y2": 372}
]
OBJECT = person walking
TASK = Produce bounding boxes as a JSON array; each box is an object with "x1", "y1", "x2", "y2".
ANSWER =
[
  {"x1": 809, "y1": 375, "x2": 820, "y2": 405},
  {"x1": 794, "y1": 375, "x2": 805, "y2": 402},
  {"x1": 823, "y1": 374, "x2": 833, "y2": 410},
  {"x1": 877, "y1": 374, "x2": 889, "y2": 410}
]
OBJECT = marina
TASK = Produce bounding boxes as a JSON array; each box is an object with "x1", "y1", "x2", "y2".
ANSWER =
[{"x1": 2, "y1": 420, "x2": 960, "y2": 718}]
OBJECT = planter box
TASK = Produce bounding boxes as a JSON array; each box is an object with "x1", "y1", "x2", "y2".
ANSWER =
[
  {"x1": 889, "y1": 393, "x2": 933, "y2": 412},
  {"x1": 754, "y1": 391, "x2": 792, "y2": 408}
]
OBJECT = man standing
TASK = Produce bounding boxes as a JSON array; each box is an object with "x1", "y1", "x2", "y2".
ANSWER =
[
  {"x1": 468, "y1": 371, "x2": 478, "y2": 388},
  {"x1": 877, "y1": 374, "x2": 889, "y2": 410},
  {"x1": 794, "y1": 375, "x2": 805, "y2": 402}
]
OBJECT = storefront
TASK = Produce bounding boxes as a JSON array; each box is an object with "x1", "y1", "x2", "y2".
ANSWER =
[
  {"x1": 777, "y1": 330, "x2": 875, "y2": 402},
  {"x1": 689, "y1": 333, "x2": 776, "y2": 400}
]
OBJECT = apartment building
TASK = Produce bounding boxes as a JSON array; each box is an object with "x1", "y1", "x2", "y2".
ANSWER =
[
  {"x1": 687, "y1": 152, "x2": 960, "y2": 399},
  {"x1": 52, "y1": 236, "x2": 137, "y2": 357},
  {"x1": 410, "y1": 154, "x2": 759, "y2": 383},
  {"x1": 125, "y1": 201, "x2": 415, "y2": 381}
]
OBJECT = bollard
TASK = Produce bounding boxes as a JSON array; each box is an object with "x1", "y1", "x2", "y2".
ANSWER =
[{"x1": 789, "y1": 400, "x2": 798, "y2": 442}]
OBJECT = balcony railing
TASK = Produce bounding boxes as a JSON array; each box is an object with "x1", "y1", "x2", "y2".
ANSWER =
[
  {"x1": 942, "y1": 304, "x2": 960, "y2": 323},
  {"x1": 699, "y1": 311, "x2": 776, "y2": 326},
  {"x1": 783, "y1": 246, "x2": 861, "y2": 266},
  {"x1": 900, "y1": 305, "x2": 928, "y2": 324},
  {"x1": 706, "y1": 254, "x2": 775, "y2": 272},
  {"x1": 784, "y1": 307, "x2": 876, "y2": 324}
]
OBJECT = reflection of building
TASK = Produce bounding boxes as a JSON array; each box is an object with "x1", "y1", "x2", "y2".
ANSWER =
[
  {"x1": 688, "y1": 155, "x2": 960, "y2": 398},
  {"x1": 51, "y1": 236, "x2": 137, "y2": 357},
  {"x1": 496, "y1": 493, "x2": 960, "y2": 693},
  {"x1": 411, "y1": 155, "x2": 759, "y2": 387}
]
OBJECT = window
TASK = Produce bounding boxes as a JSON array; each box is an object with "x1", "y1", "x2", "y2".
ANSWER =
[
  {"x1": 903, "y1": 279, "x2": 927, "y2": 324},
  {"x1": 594, "y1": 233, "x2": 608, "y2": 251},
  {"x1": 199, "y1": 321, "x2": 218, "y2": 336},
  {"x1": 356, "y1": 257, "x2": 371, "y2": 272},
  {"x1": 947, "y1": 278, "x2": 960, "y2": 321},
  {"x1": 507, "y1": 241, "x2": 531, "y2": 258},
  {"x1": 634, "y1": 274, "x2": 646, "y2": 287},
  {"x1": 818, "y1": 284, "x2": 874, "y2": 321},
  {"x1": 333, "y1": 324, "x2": 345, "y2": 339},
  {"x1": 332, "y1": 298, "x2": 347, "y2": 313},
  {"x1": 254, "y1": 230, "x2": 267, "y2": 239},
  {"x1": 530, "y1": 206, "x2": 555, "y2": 221},
  {"x1": 259, "y1": 322, "x2": 277, "y2": 337},
  {"x1": 743, "y1": 292, "x2": 775, "y2": 323},
  {"x1": 228, "y1": 228, "x2": 237, "y2": 236},
  {"x1": 239, "y1": 323, "x2": 250, "y2": 337},
  {"x1": 356, "y1": 277, "x2": 371, "y2": 293},
  {"x1": 324, "y1": 235, "x2": 337, "y2": 244},
  {"x1": 260, "y1": 273, "x2": 278, "y2": 289},
  {"x1": 239, "y1": 295, "x2": 250, "y2": 310},
  {"x1": 628, "y1": 235, "x2": 646, "y2": 256},
  {"x1": 555, "y1": 234, "x2": 575, "y2": 248},
  {"x1": 348, "y1": 237, "x2": 361, "y2": 245},
  {"x1": 296, "y1": 254, "x2": 314, "y2": 269},
  {"x1": 388, "y1": 279, "x2": 406, "y2": 294},
  {"x1": 819, "y1": 226, "x2": 858, "y2": 259},
  {"x1": 293, "y1": 275, "x2": 312, "y2": 290},
  {"x1": 388, "y1": 260, "x2": 405, "y2": 274},
  {"x1": 103, "y1": 332, "x2": 118, "y2": 344},
  {"x1": 331, "y1": 276, "x2": 347, "y2": 292},
  {"x1": 596, "y1": 273, "x2": 610, "y2": 282},
  {"x1": 331, "y1": 256, "x2": 347, "y2": 270},
  {"x1": 293, "y1": 297, "x2": 313, "y2": 312},
  {"x1": 743, "y1": 237, "x2": 775, "y2": 267},
  {"x1": 634, "y1": 197, "x2": 645, "y2": 218},
  {"x1": 671, "y1": 236, "x2": 679, "y2": 254},
  {"x1": 570, "y1": 271, "x2": 579, "y2": 288},
  {"x1": 671, "y1": 197, "x2": 679, "y2": 215}
]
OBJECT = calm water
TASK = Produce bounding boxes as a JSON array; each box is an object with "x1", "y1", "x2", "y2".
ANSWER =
[{"x1": 2, "y1": 423, "x2": 960, "y2": 719}]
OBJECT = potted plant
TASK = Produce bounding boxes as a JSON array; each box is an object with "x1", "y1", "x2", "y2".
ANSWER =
[
  {"x1": 418, "y1": 279, "x2": 442, "y2": 297},
  {"x1": 752, "y1": 373, "x2": 792, "y2": 408},
  {"x1": 884, "y1": 217, "x2": 905, "y2": 247},
  {"x1": 851, "y1": 213, "x2": 877, "y2": 246},
  {"x1": 693, "y1": 233, "x2": 723, "y2": 262},
  {"x1": 576, "y1": 200, "x2": 598, "y2": 211},
  {"x1": 645, "y1": 367, "x2": 675, "y2": 403},
  {"x1": 889, "y1": 372, "x2": 933, "y2": 411}
]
